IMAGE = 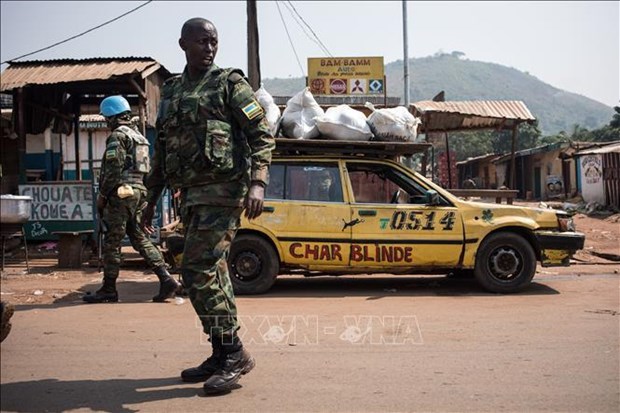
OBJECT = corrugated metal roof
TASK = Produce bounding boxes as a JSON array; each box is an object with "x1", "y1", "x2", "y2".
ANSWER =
[
  {"x1": 0, "y1": 57, "x2": 168, "y2": 92},
  {"x1": 79, "y1": 114, "x2": 139, "y2": 122},
  {"x1": 79, "y1": 114, "x2": 105, "y2": 122},
  {"x1": 456, "y1": 153, "x2": 500, "y2": 166},
  {"x1": 412, "y1": 100, "x2": 535, "y2": 120},
  {"x1": 410, "y1": 100, "x2": 536, "y2": 132},
  {"x1": 493, "y1": 141, "x2": 570, "y2": 163},
  {"x1": 573, "y1": 142, "x2": 620, "y2": 155}
]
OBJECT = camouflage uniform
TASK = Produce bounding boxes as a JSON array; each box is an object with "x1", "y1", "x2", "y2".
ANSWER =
[
  {"x1": 99, "y1": 121, "x2": 166, "y2": 287},
  {"x1": 145, "y1": 65, "x2": 274, "y2": 341}
]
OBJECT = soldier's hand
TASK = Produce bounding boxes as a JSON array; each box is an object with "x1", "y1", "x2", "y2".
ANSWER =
[
  {"x1": 141, "y1": 202, "x2": 157, "y2": 234},
  {"x1": 245, "y1": 182, "x2": 265, "y2": 220}
]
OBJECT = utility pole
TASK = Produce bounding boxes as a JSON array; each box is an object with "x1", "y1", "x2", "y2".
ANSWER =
[
  {"x1": 247, "y1": 0, "x2": 261, "y2": 90},
  {"x1": 402, "y1": 0, "x2": 410, "y2": 106}
]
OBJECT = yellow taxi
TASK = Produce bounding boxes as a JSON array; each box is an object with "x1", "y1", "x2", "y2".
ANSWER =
[{"x1": 229, "y1": 139, "x2": 585, "y2": 294}]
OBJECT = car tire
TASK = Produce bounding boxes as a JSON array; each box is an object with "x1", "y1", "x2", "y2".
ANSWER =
[
  {"x1": 474, "y1": 232, "x2": 536, "y2": 293},
  {"x1": 229, "y1": 234, "x2": 279, "y2": 295}
]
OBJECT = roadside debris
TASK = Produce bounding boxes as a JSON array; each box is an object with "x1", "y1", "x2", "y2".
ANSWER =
[{"x1": 541, "y1": 200, "x2": 620, "y2": 217}]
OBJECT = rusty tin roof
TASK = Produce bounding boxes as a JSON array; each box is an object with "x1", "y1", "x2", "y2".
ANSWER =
[
  {"x1": 411, "y1": 100, "x2": 536, "y2": 132},
  {"x1": 0, "y1": 57, "x2": 169, "y2": 92},
  {"x1": 573, "y1": 142, "x2": 620, "y2": 155}
]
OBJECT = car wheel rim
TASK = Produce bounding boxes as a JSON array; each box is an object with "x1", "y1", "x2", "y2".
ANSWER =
[
  {"x1": 233, "y1": 251, "x2": 262, "y2": 282},
  {"x1": 489, "y1": 247, "x2": 521, "y2": 280}
]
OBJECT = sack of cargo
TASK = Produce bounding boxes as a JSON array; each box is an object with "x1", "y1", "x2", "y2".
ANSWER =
[
  {"x1": 280, "y1": 88, "x2": 324, "y2": 139},
  {"x1": 254, "y1": 85, "x2": 281, "y2": 137},
  {"x1": 365, "y1": 102, "x2": 421, "y2": 142},
  {"x1": 314, "y1": 105, "x2": 373, "y2": 141}
]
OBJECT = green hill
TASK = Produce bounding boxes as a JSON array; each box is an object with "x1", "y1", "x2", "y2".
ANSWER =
[{"x1": 263, "y1": 53, "x2": 614, "y2": 136}]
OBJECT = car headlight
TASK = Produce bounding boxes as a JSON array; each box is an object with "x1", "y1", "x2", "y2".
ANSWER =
[{"x1": 557, "y1": 212, "x2": 576, "y2": 232}]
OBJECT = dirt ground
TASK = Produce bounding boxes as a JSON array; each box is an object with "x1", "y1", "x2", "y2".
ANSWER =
[
  {"x1": 567, "y1": 212, "x2": 620, "y2": 264},
  {"x1": 1, "y1": 207, "x2": 619, "y2": 412}
]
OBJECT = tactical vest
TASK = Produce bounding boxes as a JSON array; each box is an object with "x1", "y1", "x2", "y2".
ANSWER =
[
  {"x1": 157, "y1": 67, "x2": 250, "y2": 188},
  {"x1": 116, "y1": 125, "x2": 151, "y2": 184}
]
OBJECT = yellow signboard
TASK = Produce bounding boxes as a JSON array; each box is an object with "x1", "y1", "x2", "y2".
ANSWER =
[{"x1": 307, "y1": 56, "x2": 384, "y2": 96}]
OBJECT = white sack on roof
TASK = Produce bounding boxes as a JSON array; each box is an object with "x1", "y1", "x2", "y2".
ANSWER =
[
  {"x1": 365, "y1": 102, "x2": 421, "y2": 142},
  {"x1": 280, "y1": 88, "x2": 324, "y2": 139},
  {"x1": 314, "y1": 105, "x2": 373, "y2": 141},
  {"x1": 254, "y1": 85, "x2": 280, "y2": 136}
]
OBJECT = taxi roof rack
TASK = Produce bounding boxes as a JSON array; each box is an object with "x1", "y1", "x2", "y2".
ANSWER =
[{"x1": 273, "y1": 138, "x2": 432, "y2": 158}]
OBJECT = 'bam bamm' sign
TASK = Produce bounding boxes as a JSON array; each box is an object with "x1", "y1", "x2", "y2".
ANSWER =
[{"x1": 307, "y1": 56, "x2": 384, "y2": 96}]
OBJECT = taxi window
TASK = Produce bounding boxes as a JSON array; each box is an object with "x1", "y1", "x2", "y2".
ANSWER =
[
  {"x1": 266, "y1": 163, "x2": 343, "y2": 202},
  {"x1": 347, "y1": 162, "x2": 426, "y2": 204},
  {"x1": 265, "y1": 164, "x2": 285, "y2": 199}
]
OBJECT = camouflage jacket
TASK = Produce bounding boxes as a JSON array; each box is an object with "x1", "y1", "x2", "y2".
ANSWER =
[
  {"x1": 145, "y1": 64, "x2": 275, "y2": 207},
  {"x1": 99, "y1": 122, "x2": 148, "y2": 198}
]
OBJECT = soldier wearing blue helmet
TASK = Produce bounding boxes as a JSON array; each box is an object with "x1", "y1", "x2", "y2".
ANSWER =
[{"x1": 83, "y1": 95, "x2": 180, "y2": 304}]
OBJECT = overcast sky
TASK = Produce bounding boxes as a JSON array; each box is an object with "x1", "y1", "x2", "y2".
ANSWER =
[{"x1": 1, "y1": 1, "x2": 618, "y2": 107}]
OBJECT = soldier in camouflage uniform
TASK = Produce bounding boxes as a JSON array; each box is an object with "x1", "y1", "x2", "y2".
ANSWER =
[
  {"x1": 83, "y1": 95, "x2": 180, "y2": 304},
  {"x1": 142, "y1": 18, "x2": 274, "y2": 395}
]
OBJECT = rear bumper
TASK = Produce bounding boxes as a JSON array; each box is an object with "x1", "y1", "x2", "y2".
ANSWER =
[{"x1": 535, "y1": 231, "x2": 586, "y2": 267}]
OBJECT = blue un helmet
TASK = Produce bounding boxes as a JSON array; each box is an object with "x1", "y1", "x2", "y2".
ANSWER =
[{"x1": 100, "y1": 95, "x2": 131, "y2": 117}]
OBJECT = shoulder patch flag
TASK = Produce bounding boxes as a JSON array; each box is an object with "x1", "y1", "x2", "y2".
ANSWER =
[{"x1": 241, "y1": 100, "x2": 264, "y2": 120}]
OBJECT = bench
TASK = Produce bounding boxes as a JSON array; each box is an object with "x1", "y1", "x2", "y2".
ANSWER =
[
  {"x1": 51, "y1": 230, "x2": 94, "y2": 268},
  {"x1": 448, "y1": 189, "x2": 519, "y2": 204}
]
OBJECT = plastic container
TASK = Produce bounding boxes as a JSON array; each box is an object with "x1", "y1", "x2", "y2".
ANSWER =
[{"x1": 0, "y1": 195, "x2": 32, "y2": 223}]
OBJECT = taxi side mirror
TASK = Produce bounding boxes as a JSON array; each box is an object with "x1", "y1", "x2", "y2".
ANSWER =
[{"x1": 425, "y1": 190, "x2": 440, "y2": 206}]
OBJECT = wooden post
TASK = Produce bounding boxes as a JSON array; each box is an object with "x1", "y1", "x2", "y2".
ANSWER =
[
  {"x1": 445, "y1": 131, "x2": 452, "y2": 189},
  {"x1": 510, "y1": 125, "x2": 518, "y2": 189},
  {"x1": 73, "y1": 95, "x2": 82, "y2": 181},
  {"x1": 87, "y1": 130, "x2": 94, "y2": 175},
  {"x1": 16, "y1": 88, "x2": 26, "y2": 184},
  {"x1": 247, "y1": 0, "x2": 261, "y2": 90},
  {"x1": 128, "y1": 77, "x2": 147, "y2": 135},
  {"x1": 431, "y1": 145, "x2": 436, "y2": 182},
  {"x1": 138, "y1": 98, "x2": 146, "y2": 136}
]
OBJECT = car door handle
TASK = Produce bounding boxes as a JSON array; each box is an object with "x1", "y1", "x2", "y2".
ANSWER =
[
  {"x1": 263, "y1": 206, "x2": 275, "y2": 213},
  {"x1": 358, "y1": 210, "x2": 377, "y2": 216}
]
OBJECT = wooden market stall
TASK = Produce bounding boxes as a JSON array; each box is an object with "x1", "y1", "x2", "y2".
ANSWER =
[
  {"x1": 0, "y1": 57, "x2": 173, "y2": 266},
  {"x1": 410, "y1": 100, "x2": 537, "y2": 200}
]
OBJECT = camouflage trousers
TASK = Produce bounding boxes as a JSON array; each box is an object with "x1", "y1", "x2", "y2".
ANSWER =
[
  {"x1": 102, "y1": 187, "x2": 166, "y2": 283},
  {"x1": 181, "y1": 204, "x2": 242, "y2": 341}
]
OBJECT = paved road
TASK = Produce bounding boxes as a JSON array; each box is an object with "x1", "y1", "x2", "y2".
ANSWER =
[{"x1": 1, "y1": 273, "x2": 619, "y2": 412}]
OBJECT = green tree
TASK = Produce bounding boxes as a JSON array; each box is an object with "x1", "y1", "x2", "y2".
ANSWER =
[
  {"x1": 609, "y1": 106, "x2": 620, "y2": 128},
  {"x1": 590, "y1": 126, "x2": 619, "y2": 141},
  {"x1": 568, "y1": 124, "x2": 593, "y2": 142},
  {"x1": 538, "y1": 131, "x2": 569, "y2": 146},
  {"x1": 492, "y1": 123, "x2": 541, "y2": 154},
  {"x1": 441, "y1": 130, "x2": 495, "y2": 162}
]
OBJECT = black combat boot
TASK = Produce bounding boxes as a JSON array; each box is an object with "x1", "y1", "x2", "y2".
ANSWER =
[
  {"x1": 152, "y1": 266, "x2": 181, "y2": 302},
  {"x1": 203, "y1": 335, "x2": 255, "y2": 395},
  {"x1": 83, "y1": 278, "x2": 118, "y2": 303},
  {"x1": 181, "y1": 340, "x2": 222, "y2": 382}
]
